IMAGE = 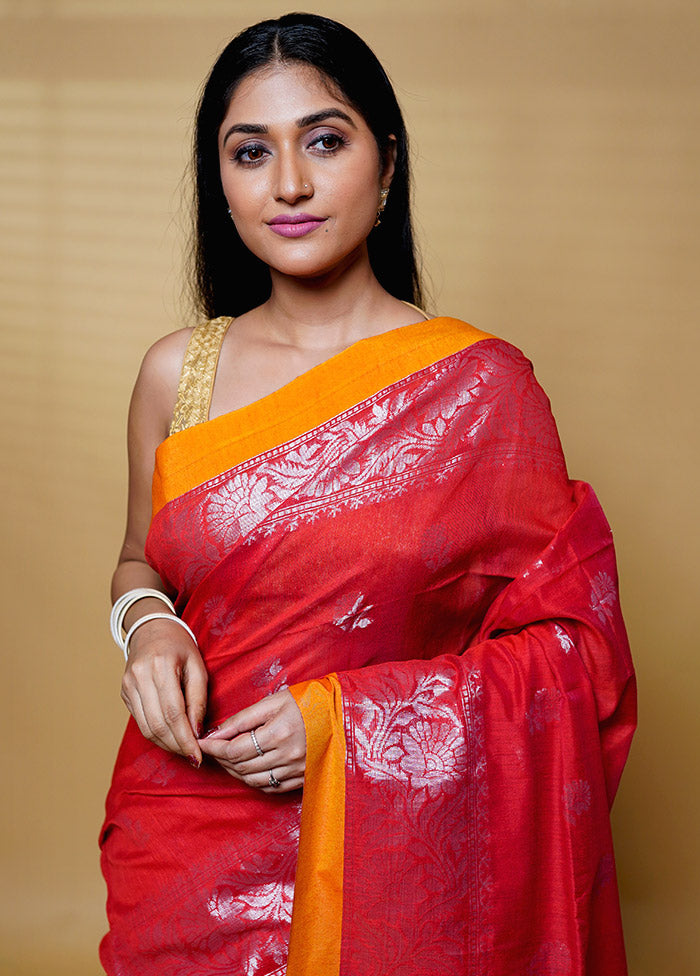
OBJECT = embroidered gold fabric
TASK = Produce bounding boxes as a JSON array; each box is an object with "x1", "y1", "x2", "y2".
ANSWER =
[{"x1": 169, "y1": 316, "x2": 233, "y2": 435}]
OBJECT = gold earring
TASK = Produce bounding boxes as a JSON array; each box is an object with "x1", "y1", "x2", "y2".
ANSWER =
[{"x1": 374, "y1": 188, "x2": 390, "y2": 228}]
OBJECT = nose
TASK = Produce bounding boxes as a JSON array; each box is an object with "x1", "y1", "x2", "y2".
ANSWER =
[{"x1": 274, "y1": 148, "x2": 312, "y2": 203}]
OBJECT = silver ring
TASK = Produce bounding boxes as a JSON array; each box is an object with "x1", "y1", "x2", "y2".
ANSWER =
[
  {"x1": 250, "y1": 729, "x2": 264, "y2": 757},
  {"x1": 268, "y1": 770, "x2": 281, "y2": 788}
]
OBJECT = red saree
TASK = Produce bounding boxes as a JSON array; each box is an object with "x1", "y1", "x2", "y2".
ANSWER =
[{"x1": 100, "y1": 317, "x2": 635, "y2": 975}]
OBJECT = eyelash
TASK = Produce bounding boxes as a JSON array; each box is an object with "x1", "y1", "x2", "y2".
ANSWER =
[
  {"x1": 311, "y1": 132, "x2": 347, "y2": 154},
  {"x1": 233, "y1": 132, "x2": 348, "y2": 167}
]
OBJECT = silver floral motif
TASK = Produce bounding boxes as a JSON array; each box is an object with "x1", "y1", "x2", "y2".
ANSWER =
[
  {"x1": 554, "y1": 624, "x2": 574, "y2": 654},
  {"x1": 590, "y1": 571, "x2": 616, "y2": 624},
  {"x1": 333, "y1": 592, "x2": 374, "y2": 631},
  {"x1": 563, "y1": 779, "x2": 592, "y2": 822},
  {"x1": 132, "y1": 749, "x2": 178, "y2": 786},
  {"x1": 352, "y1": 673, "x2": 466, "y2": 792},
  {"x1": 250, "y1": 657, "x2": 287, "y2": 693},
  {"x1": 207, "y1": 879, "x2": 294, "y2": 926},
  {"x1": 527, "y1": 688, "x2": 563, "y2": 734},
  {"x1": 421, "y1": 522, "x2": 458, "y2": 571},
  {"x1": 118, "y1": 812, "x2": 151, "y2": 847},
  {"x1": 203, "y1": 595, "x2": 238, "y2": 637},
  {"x1": 340, "y1": 664, "x2": 494, "y2": 972},
  {"x1": 206, "y1": 472, "x2": 276, "y2": 547},
  {"x1": 122, "y1": 806, "x2": 301, "y2": 976},
  {"x1": 395, "y1": 716, "x2": 466, "y2": 789}
]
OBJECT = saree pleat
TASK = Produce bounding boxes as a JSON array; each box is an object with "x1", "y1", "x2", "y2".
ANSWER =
[{"x1": 100, "y1": 319, "x2": 634, "y2": 976}]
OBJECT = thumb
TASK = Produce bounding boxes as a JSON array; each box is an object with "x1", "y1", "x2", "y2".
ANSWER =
[{"x1": 183, "y1": 656, "x2": 208, "y2": 739}]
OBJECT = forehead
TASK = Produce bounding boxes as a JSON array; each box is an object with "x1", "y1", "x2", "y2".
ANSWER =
[{"x1": 221, "y1": 62, "x2": 358, "y2": 127}]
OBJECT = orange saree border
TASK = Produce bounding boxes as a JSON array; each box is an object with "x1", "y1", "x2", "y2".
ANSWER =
[
  {"x1": 287, "y1": 675, "x2": 346, "y2": 976},
  {"x1": 152, "y1": 316, "x2": 493, "y2": 516}
]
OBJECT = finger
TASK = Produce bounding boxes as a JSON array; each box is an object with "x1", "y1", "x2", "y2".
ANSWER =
[
  {"x1": 211, "y1": 758, "x2": 304, "y2": 793},
  {"x1": 121, "y1": 686, "x2": 159, "y2": 745},
  {"x1": 121, "y1": 674, "x2": 175, "y2": 753},
  {"x1": 199, "y1": 731, "x2": 273, "y2": 765},
  {"x1": 248, "y1": 766, "x2": 303, "y2": 792},
  {"x1": 199, "y1": 728, "x2": 296, "y2": 776},
  {"x1": 136, "y1": 680, "x2": 186, "y2": 753},
  {"x1": 260, "y1": 776, "x2": 304, "y2": 794},
  {"x1": 204, "y1": 693, "x2": 282, "y2": 740},
  {"x1": 215, "y1": 750, "x2": 289, "y2": 778},
  {"x1": 150, "y1": 661, "x2": 203, "y2": 761},
  {"x1": 123, "y1": 658, "x2": 181, "y2": 752},
  {"x1": 140, "y1": 674, "x2": 201, "y2": 763},
  {"x1": 183, "y1": 656, "x2": 208, "y2": 740}
]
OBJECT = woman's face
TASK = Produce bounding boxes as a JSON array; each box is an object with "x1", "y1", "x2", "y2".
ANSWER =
[{"x1": 218, "y1": 62, "x2": 395, "y2": 281}]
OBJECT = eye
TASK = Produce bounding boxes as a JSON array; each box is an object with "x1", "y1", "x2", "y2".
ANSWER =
[
  {"x1": 309, "y1": 132, "x2": 347, "y2": 153},
  {"x1": 233, "y1": 143, "x2": 268, "y2": 165}
]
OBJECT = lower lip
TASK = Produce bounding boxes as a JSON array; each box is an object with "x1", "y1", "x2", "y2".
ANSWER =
[{"x1": 268, "y1": 220, "x2": 327, "y2": 238}]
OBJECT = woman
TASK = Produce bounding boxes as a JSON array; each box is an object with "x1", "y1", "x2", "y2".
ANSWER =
[{"x1": 101, "y1": 13, "x2": 636, "y2": 976}]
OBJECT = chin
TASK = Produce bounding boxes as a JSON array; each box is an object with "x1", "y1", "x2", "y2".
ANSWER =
[
  {"x1": 273, "y1": 244, "x2": 370, "y2": 282},
  {"x1": 248, "y1": 223, "x2": 371, "y2": 279}
]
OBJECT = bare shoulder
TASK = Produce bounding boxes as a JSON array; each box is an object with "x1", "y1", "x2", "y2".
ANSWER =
[
  {"x1": 129, "y1": 328, "x2": 194, "y2": 439},
  {"x1": 138, "y1": 327, "x2": 194, "y2": 393}
]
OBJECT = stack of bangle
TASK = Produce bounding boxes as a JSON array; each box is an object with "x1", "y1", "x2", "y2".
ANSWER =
[{"x1": 110, "y1": 587, "x2": 198, "y2": 661}]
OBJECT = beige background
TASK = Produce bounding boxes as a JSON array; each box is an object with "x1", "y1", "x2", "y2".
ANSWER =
[{"x1": 1, "y1": 1, "x2": 698, "y2": 973}]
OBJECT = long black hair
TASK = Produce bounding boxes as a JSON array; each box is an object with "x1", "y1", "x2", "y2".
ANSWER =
[{"x1": 192, "y1": 12, "x2": 423, "y2": 318}]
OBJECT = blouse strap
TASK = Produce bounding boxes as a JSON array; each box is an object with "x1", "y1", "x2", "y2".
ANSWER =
[
  {"x1": 169, "y1": 316, "x2": 233, "y2": 436},
  {"x1": 400, "y1": 300, "x2": 430, "y2": 321}
]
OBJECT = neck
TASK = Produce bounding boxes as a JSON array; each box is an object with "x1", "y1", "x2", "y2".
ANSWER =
[{"x1": 259, "y1": 245, "x2": 395, "y2": 351}]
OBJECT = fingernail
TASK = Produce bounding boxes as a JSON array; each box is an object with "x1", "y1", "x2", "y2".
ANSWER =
[
  {"x1": 188, "y1": 755, "x2": 201, "y2": 769},
  {"x1": 195, "y1": 722, "x2": 203, "y2": 739},
  {"x1": 204, "y1": 725, "x2": 221, "y2": 738}
]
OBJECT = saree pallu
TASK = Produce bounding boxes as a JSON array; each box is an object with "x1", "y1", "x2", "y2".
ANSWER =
[{"x1": 100, "y1": 317, "x2": 635, "y2": 976}]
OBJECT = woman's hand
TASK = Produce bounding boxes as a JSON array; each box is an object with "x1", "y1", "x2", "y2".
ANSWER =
[
  {"x1": 121, "y1": 618, "x2": 208, "y2": 766},
  {"x1": 199, "y1": 689, "x2": 305, "y2": 793}
]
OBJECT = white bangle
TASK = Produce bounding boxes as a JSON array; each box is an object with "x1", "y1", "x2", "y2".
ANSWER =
[
  {"x1": 110, "y1": 587, "x2": 176, "y2": 653},
  {"x1": 111, "y1": 588, "x2": 175, "y2": 645},
  {"x1": 123, "y1": 612, "x2": 198, "y2": 662}
]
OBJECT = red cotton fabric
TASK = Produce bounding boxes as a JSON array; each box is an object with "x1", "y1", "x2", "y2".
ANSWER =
[{"x1": 100, "y1": 329, "x2": 635, "y2": 976}]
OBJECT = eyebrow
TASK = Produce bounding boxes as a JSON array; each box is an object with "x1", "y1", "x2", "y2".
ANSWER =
[{"x1": 222, "y1": 108, "x2": 356, "y2": 147}]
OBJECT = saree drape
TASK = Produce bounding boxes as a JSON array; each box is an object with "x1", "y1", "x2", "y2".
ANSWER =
[{"x1": 100, "y1": 317, "x2": 635, "y2": 976}]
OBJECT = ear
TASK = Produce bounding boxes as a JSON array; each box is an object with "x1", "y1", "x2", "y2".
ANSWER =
[{"x1": 380, "y1": 134, "x2": 397, "y2": 187}]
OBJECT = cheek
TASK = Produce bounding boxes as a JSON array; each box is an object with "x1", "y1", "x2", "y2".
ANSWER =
[
  {"x1": 222, "y1": 187, "x2": 266, "y2": 250},
  {"x1": 330, "y1": 168, "x2": 378, "y2": 222},
  {"x1": 219, "y1": 183, "x2": 257, "y2": 245},
  {"x1": 220, "y1": 159, "x2": 260, "y2": 210},
  {"x1": 221, "y1": 176, "x2": 252, "y2": 215},
  {"x1": 228, "y1": 210, "x2": 261, "y2": 257},
  {"x1": 346, "y1": 188, "x2": 381, "y2": 237}
]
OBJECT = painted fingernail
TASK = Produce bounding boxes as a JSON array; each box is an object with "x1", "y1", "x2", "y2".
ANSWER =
[
  {"x1": 195, "y1": 722, "x2": 203, "y2": 739},
  {"x1": 188, "y1": 755, "x2": 201, "y2": 769},
  {"x1": 204, "y1": 725, "x2": 221, "y2": 737}
]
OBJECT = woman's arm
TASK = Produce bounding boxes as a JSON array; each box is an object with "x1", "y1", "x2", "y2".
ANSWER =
[{"x1": 112, "y1": 331, "x2": 208, "y2": 766}]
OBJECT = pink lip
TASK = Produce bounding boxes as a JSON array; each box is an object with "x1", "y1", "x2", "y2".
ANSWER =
[{"x1": 267, "y1": 213, "x2": 327, "y2": 238}]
